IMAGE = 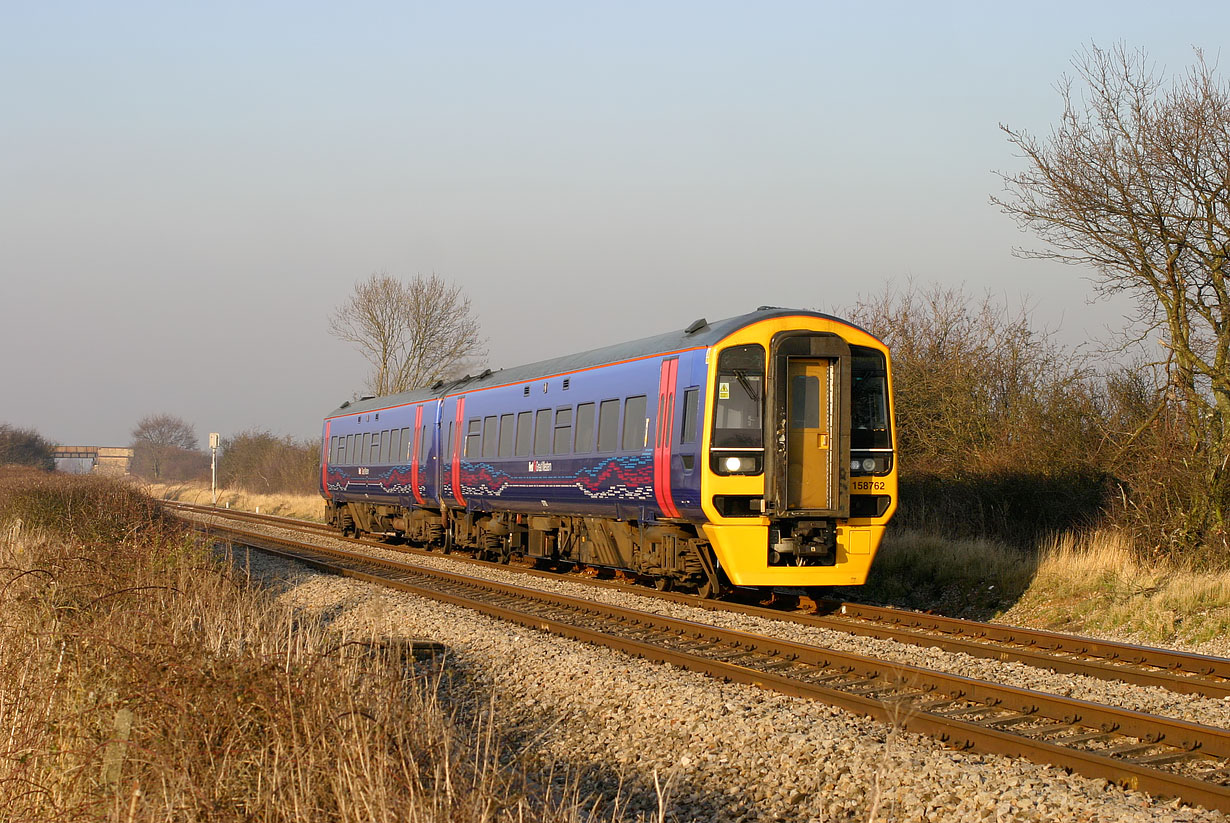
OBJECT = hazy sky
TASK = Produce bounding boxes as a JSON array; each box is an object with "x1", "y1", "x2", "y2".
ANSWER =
[{"x1": 2, "y1": 2, "x2": 1224, "y2": 446}]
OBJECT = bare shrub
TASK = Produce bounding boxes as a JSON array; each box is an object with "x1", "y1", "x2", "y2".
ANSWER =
[
  {"x1": 218, "y1": 429, "x2": 320, "y2": 495},
  {"x1": 0, "y1": 423, "x2": 55, "y2": 471},
  {"x1": 847, "y1": 281, "x2": 1112, "y2": 544}
]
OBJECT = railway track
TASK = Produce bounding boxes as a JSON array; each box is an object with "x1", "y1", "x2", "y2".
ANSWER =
[
  {"x1": 189, "y1": 516, "x2": 1230, "y2": 813},
  {"x1": 163, "y1": 501, "x2": 1230, "y2": 701}
]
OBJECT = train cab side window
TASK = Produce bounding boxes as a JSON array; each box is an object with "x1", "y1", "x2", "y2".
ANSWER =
[
  {"x1": 482, "y1": 416, "x2": 498, "y2": 458},
  {"x1": 498, "y1": 413, "x2": 515, "y2": 457},
  {"x1": 465, "y1": 419, "x2": 481, "y2": 457},
  {"x1": 622, "y1": 395, "x2": 649, "y2": 450},
  {"x1": 329, "y1": 436, "x2": 337, "y2": 464},
  {"x1": 574, "y1": 403, "x2": 596, "y2": 453},
  {"x1": 553, "y1": 407, "x2": 573, "y2": 454},
  {"x1": 597, "y1": 399, "x2": 620, "y2": 452},
  {"x1": 534, "y1": 409, "x2": 552, "y2": 456},
  {"x1": 515, "y1": 411, "x2": 533, "y2": 456},
  {"x1": 680, "y1": 388, "x2": 699, "y2": 443}
]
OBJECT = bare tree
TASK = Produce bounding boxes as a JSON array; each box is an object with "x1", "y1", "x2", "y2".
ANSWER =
[
  {"x1": 329, "y1": 272, "x2": 486, "y2": 396},
  {"x1": 131, "y1": 414, "x2": 199, "y2": 481},
  {"x1": 994, "y1": 44, "x2": 1230, "y2": 549}
]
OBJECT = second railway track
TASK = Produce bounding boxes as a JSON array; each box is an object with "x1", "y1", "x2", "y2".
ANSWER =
[
  {"x1": 192, "y1": 516, "x2": 1230, "y2": 813},
  {"x1": 165, "y1": 501, "x2": 1230, "y2": 701}
]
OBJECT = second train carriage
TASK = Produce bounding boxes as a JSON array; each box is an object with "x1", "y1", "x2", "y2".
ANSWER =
[{"x1": 320, "y1": 307, "x2": 896, "y2": 594}]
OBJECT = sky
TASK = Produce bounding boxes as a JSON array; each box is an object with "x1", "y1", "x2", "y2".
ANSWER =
[{"x1": 1, "y1": 1, "x2": 1224, "y2": 446}]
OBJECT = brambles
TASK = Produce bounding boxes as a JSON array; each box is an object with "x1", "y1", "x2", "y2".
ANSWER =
[{"x1": 0, "y1": 473, "x2": 588, "y2": 821}]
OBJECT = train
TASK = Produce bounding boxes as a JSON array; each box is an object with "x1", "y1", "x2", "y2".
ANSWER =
[{"x1": 319, "y1": 307, "x2": 896, "y2": 596}]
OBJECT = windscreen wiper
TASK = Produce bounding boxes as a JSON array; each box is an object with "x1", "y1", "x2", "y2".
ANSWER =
[{"x1": 732, "y1": 369, "x2": 760, "y2": 402}]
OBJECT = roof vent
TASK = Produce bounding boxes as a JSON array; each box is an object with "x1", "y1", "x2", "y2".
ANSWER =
[
  {"x1": 431, "y1": 380, "x2": 444, "y2": 390},
  {"x1": 479, "y1": 368, "x2": 492, "y2": 378},
  {"x1": 684, "y1": 317, "x2": 708, "y2": 335},
  {"x1": 340, "y1": 400, "x2": 350, "y2": 409},
  {"x1": 756, "y1": 305, "x2": 782, "y2": 311},
  {"x1": 359, "y1": 394, "x2": 376, "y2": 401}
]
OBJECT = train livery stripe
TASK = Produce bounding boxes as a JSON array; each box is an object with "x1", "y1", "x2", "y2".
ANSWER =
[
  {"x1": 654, "y1": 357, "x2": 681, "y2": 519},
  {"x1": 451, "y1": 397, "x2": 466, "y2": 507},
  {"x1": 411, "y1": 405, "x2": 424, "y2": 505}
]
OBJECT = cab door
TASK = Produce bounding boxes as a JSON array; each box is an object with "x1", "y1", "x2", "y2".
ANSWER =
[{"x1": 786, "y1": 358, "x2": 835, "y2": 511}]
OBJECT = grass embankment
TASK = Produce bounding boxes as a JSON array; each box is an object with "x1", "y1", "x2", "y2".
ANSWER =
[
  {"x1": 139, "y1": 480, "x2": 324, "y2": 522},
  {"x1": 861, "y1": 528, "x2": 1230, "y2": 648},
  {"x1": 0, "y1": 470, "x2": 591, "y2": 822}
]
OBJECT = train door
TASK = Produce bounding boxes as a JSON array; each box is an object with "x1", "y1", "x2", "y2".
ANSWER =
[
  {"x1": 767, "y1": 332, "x2": 850, "y2": 517},
  {"x1": 786, "y1": 358, "x2": 834, "y2": 510}
]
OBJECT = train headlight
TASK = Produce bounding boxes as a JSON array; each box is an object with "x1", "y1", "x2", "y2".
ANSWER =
[
  {"x1": 723, "y1": 456, "x2": 747, "y2": 472},
  {"x1": 850, "y1": 453, "x2": 893, "y2": 475},
  {"x1": 711, "y1": 452, "x2": 763, "y2": 475}
]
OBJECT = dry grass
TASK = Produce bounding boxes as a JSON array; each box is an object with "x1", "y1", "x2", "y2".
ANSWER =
[
  {"x1": 1006, "y1": 531, "x2": 1230, "y2": 646},
  {"x1": 861, "y1": 526, "x2": 1230, "y2": 647},
  {"x1": 138, "y1": 480, "x2": 325, "y2": 522},
  {"x1": 0, "y1": 471, "x2": 605, "y2": 822}
]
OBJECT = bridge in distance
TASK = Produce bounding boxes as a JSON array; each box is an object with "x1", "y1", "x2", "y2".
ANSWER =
[{"x1": 53, "y1": 446, "x2": 134, "y2": 475}]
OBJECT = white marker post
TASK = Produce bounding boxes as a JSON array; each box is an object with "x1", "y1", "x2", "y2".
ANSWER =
[{"x1": 209, "y1": 432, "x2": 220, "y2": 505}]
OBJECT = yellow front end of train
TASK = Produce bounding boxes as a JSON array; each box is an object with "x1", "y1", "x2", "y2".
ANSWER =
[{"x1": 697, "y1": 314, "x2": 897, "y2": 587}]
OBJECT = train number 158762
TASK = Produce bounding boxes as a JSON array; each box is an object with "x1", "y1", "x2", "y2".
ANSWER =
[{"x1": 851, "y1": 479, "x2": 887, "y2": 493}]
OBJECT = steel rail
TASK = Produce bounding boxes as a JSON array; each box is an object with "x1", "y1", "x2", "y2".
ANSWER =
[
  {"x1": 199, "y1": 519, "x2": 1230, "y2": 813},
  {"x1": 164, "y1": 501, "x2": 1230, "y2": 699}
]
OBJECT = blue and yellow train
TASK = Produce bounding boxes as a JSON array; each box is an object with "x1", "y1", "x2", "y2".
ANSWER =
[{"x1": 320, "y1": 307, "x2": 896, "y2": 596}]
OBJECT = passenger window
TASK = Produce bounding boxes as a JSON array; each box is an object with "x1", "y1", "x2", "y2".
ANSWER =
[
  {"x1": 790, "y1": 376, "x2": 821, "y2": 428},
  {"x1": 515, "y1": 411, "x2": 533, "y2": 456},
  {"x1": 419, "y1": 424, "x2": 430, "y2": 462},
  {"x1": 361, "y1": 433, "x2": 372, "y2": 463},
  {"x1": 482, "y1": 416, "x2": 498, "y2": 458},
  {"x1": 534, "y1": 409, "x2": 552, "y2": 456},
  {"x1": 553, "y1": 407, "x2": 573, "y2": 454},
  {"x1": 597, "y1": 400, "x2": 620, "y2": 452},
  {"x1": 346, "y1": 434, "x2": 355, "y2": 465},
  {"x1": 574, "y1": 403, "x2": 595, "y2": 453},
  {"x1": 498, "y1": 414, "x2": 515, "y2": 457},
  {"x1": 379, "y1": 430, "x2": 390, "y2": 463},
  {"x1": 622, "y1": 395, "x2": 648, "y2": 450},
  {"x1": 400, "y1": 427, "x2": 411, "y2": 460},
  {"x1": 465, "y1": 418, "x2": 481, "y2": 457},
  {"x1": 445, "y1": 422, "x2": 454, "y2": 460},
  {"x1": 681, "y1": 389, "x2": 699, "y2": 444}
]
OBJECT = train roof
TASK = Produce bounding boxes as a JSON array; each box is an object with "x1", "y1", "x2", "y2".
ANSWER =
[{"x1": 325, "y1": 306, "x2": 871, "y2": 418}]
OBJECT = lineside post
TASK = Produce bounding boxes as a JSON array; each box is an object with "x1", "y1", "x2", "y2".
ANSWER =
[{"x1": 209, "y1": 432, "x2": 220, "y2": 506}]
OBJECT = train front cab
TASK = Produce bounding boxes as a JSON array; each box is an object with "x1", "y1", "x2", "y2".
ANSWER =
[{"x1": 698, "y1": 316, "x2": 896, "y2": 587}]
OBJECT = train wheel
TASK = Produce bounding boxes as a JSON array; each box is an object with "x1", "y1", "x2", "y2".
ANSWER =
[{"x1": 654, "y1": 577, "x2": 673, "y2": 592}]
